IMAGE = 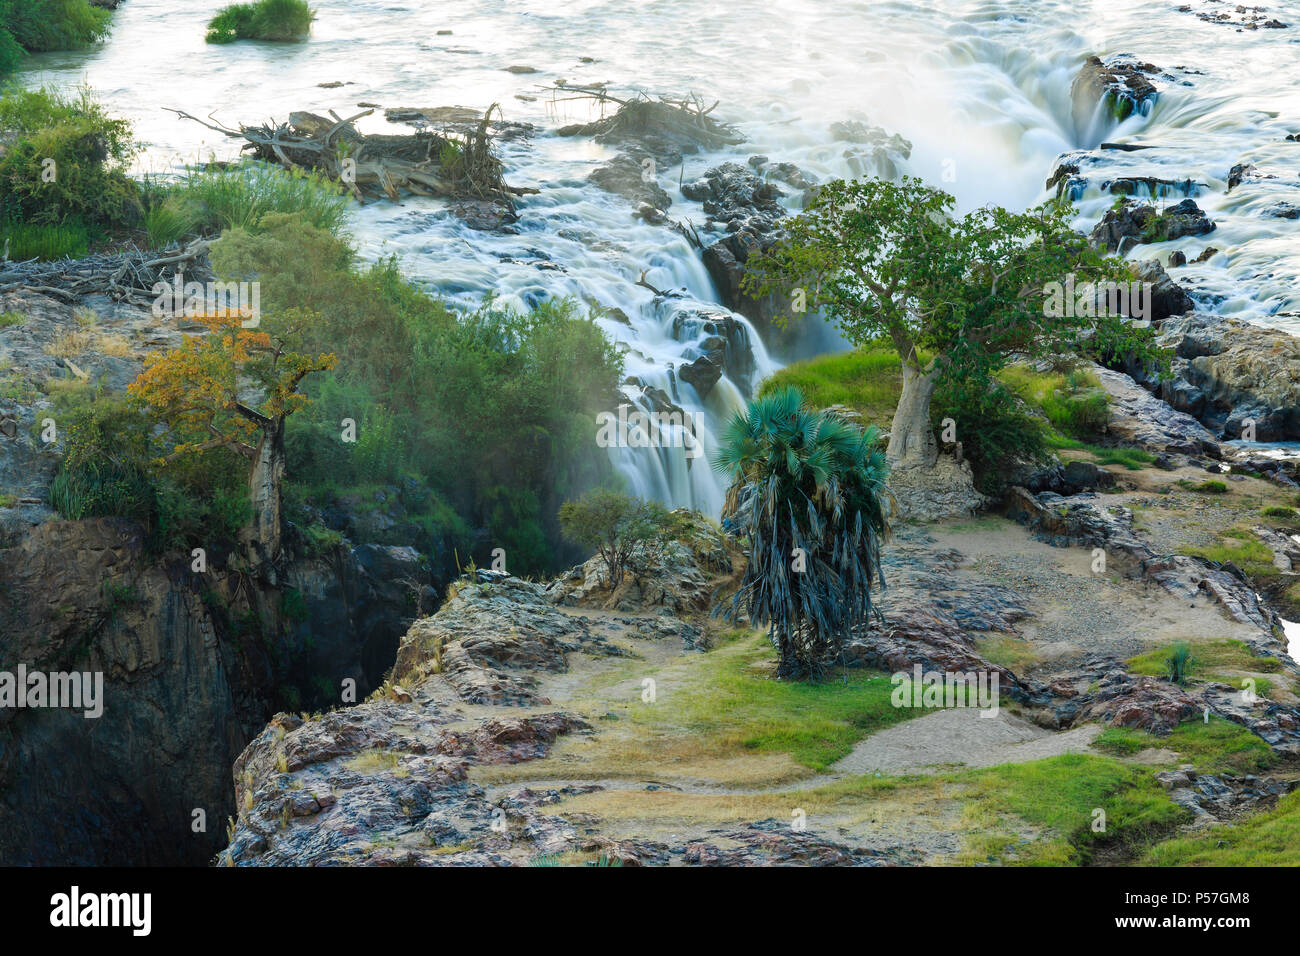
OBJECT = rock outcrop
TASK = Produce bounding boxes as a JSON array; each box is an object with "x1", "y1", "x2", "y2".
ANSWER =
[{"x1": 1133, "y1": 312, "x2": 1300, "y2": 441}]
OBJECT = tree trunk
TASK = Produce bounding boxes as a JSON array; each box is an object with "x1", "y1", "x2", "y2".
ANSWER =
[
  {"x1": 244, "y1": 416, "x2": 286, "y2": 567},
  {"x1": 887, "y1": 361, "x2": 941, "y2": 470}
]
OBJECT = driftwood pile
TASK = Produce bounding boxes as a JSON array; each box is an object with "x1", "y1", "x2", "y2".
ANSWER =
[
  {"x1": 0, "y1": 241, "x2": 211, "y2": 309},
  {"x1": 550, "y1": 85, "x2": 745, "y2": 154},
  {"x1": 166, "y1": 105, "x2": 534, "y2": 209}
]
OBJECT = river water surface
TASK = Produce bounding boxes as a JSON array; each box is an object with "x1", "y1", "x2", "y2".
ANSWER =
[{"x1": 18, "y1": 0, "x2": 1300, "y2": 511}]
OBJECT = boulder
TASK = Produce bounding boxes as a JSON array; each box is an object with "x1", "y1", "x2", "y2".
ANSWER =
[
  {"x1": 1071, "y1": 55, "x2": 1160, "y2": 134},
  {"x1": 1090, "y1": 197, "x2": 1215, "y2": 254}
]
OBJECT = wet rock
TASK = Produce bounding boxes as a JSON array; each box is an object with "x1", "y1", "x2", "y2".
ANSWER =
[
  {"x1": 677, "y1": 354, "x2": 722, "y2": 397},
  {"x1": 669, "y1": 305, "x2": 758, "y2": 394},
  {"x1": 1131, "y1": 258, "x2": 1194, "y2": 321},
  {"x1": 1090, "y1": 197, "x2": 1215, "y2": 254},
  {"x1": 587, "y1": 153, "x2": 672, "y2": 212},
  {"x1": 449, "y1": 198, "x2": 518, "y2": 232},
  {"x1": 1071, "y1": 55, "x2": 1160, "y2": 132}
]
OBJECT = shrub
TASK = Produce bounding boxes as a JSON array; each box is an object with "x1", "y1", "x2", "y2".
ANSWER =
[
  {"x1": 558, "y1": 490, "x2": 679, "y2": 588},
  {"x1": 205, "y1": 0, "x2": 315, "y2": 43},
  {"x1": 0, "y1": 85, "x2": 139, "y2": 228},
  {"x1": 1192, "y1": 480, "x2": 1228, "y2": 494},
  {"x1": 0, "y1": 0, "x2": 111, "y2": 54}
]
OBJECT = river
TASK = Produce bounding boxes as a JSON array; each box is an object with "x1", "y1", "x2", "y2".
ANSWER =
[{"x1": 17, "y1": 0, "x2": 1300, "y2": 513}]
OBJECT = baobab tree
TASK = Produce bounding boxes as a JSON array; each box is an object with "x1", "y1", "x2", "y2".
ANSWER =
[{"x1": 745, "y1": 177, "x2": 1154, "y2": 471}]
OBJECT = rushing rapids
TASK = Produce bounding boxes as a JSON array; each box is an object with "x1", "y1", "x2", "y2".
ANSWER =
[{"x1": 20, "y1": 0, "x2": 1300, "y2": 511}]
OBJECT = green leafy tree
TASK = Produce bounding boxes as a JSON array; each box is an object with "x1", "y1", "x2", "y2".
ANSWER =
[
  {"x1": 745, "y1": 177, "x2": 1157, "y2": 471},
  {"x1": 558, "y1": 490, "x2": 679, "y2": 589},
  {"x1": 714, "y1": 386, "x2": 890, "y2": 678}
]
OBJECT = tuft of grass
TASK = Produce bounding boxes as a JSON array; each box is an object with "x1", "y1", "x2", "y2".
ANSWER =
[
  {"x1": 1165, "y1": 640, "x2": 1193, "y2": 685},
  {"x1": 1261, "y1": 505, "x2": 1298, "y2": 521},
  {"x1": 0, "y1": 311, "x2": 21, "y2": 328},
  {"x1": 142, "y1": 195, "x2": 202, "y2": 249},
  {"x1": 205, "y1": 0, "x2": 315, "y2": 43},
  {"x1": 1190, "y1": 479, "x2": 1228, "y2": 494}
]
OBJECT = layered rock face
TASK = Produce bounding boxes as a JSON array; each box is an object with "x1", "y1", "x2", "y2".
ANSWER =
[
  {"x1": 0, "y1": 517, "x2": 423, "y2": 865},
  {"x1": 1131, "y1": 313, "x2": 1300, "y2": 442}
]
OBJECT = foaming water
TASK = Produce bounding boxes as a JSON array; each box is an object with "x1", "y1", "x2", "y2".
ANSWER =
[{"x1": 19, "y1": 0, "x2": 1300, "y2": 511}]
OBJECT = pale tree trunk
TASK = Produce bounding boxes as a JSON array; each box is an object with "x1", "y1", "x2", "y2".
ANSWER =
[
  {"x1": 243, "y1": 415, "x2": 286, "y2": 566},
  {"x1": 887, "y1": 361, "x2": 941, "y2": 470}
]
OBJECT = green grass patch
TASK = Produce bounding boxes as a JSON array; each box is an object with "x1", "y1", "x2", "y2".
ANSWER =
[
  {"x1": 999, "y1": 364, "x2": 1109, "y2": 439},
  {"x1": 1044, "y1": 431, "x2": 1153, "y2": 470},
  {"x1": 1261, "y1": 505, "x2": 1298, "y2": 521},
  {"x1": 944, "y1": 753, "x2": 1189, "y2": 865},
  {"x1": 1184, "y1": 528, "x2": 1278, "y2": 579},
  {"x1": 975, "y1": 634, "x2": 1043, "y2": 673},
  {"x1": 758, "y1": 345, "x2": 903, "y2": 427},
  {"x1": 1145, "y1": 790, "x2": 1300, "y2": 865},
  {"x1": 646, "y1": 633, "x2": 931, "y2": 771},
  {"x1": 0, "y1": 311, "x2": 21, "y2": 328},
  {"x1": 1125, "y1": 638, "x2": 1282, "y2": 698},
  {"x1": 0, "y1": 218, "x2": 91, "y2": 260},
  {"x1": 1189, "y1": 479, "x2": 1228, "y2": 494},
  {"x1": 1093, "y1": 716, "x2": 1278, "y2": 775}
]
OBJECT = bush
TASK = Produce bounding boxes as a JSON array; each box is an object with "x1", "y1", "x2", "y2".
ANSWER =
[
  {"x1": 558, "y1": 490, "x2": 679, "y2": 588},
  {"x1": 0, "y1": 85, "x2": 138, "y2": 228},
  {"x1": 205, "y1": 0, "x2": 315, "y2": 43},
  {"x1": 934, "y1": 376, "x2": 1050, "y2": 496},
  {"x1": 0, "y1": 0, "x2": 111, "y2": 55},
  {"x1": 1192, "y1": 480, "x2": 1228, "y2": 494}
]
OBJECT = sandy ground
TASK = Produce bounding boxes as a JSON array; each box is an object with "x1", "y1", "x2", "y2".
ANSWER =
[{"x1": 832, "y1": 707, "x2": 1103, "y2": 775}]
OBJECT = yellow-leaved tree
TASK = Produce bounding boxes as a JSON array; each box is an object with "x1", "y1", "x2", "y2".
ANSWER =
[{"x1": 128, "y1": 307, "x2": 335, "y2": 566}]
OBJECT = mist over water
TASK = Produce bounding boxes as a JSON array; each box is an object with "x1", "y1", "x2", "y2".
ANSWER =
[{"x1": 20, "y1": 0, "x2": 1300, "y2": 512}]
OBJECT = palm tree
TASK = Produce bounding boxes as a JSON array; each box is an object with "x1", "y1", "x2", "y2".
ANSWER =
[{"x1": 714, "y1": 385, "x2": 891, "y2": 678}]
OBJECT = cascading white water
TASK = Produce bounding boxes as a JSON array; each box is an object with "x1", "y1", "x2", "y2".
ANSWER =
[{"x1": 21, "y1": 0, "x2": 1300, "y2": 512}]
